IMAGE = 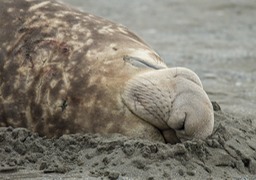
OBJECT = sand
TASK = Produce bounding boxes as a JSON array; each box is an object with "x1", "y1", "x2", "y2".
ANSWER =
[
  {"x1": 0, "y1": 110, "x2": 256, "y2": 179},
  {"x1": 1, "y1": 0, "x2": 256, "y2": 179}
]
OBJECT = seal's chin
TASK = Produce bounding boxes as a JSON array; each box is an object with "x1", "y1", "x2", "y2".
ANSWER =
[{"x1": 161, "y1": 129, "x2": 181, "y2": 144}]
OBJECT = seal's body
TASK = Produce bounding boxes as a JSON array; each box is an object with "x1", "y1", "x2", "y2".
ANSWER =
[{"x1": 0, "y1": 0, "x2": 214, "y2": 143}]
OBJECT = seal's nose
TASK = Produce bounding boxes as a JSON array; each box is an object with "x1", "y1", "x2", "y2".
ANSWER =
[{"x1": 167, "y1": 76, "x2": 214, "y2": 140}]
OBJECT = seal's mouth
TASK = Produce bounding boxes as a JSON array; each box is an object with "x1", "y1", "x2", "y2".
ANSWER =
[
  {"x1": 161, "y1": 129, "x2": 181, "y2": 144},
  {"x1": 131, "y1": 111, "x2": 181, "y2": 144},
  {"x1": 122, "y1": 101, "x2": 179, "y2": 144},
  {"x1": 161, "y1": 113, "x2": 189, "y2": 144}
]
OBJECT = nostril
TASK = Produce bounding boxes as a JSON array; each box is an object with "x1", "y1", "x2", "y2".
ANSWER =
[
  {"x1": 177, "y1": 122, "x2": 185, "y2": 130},
  {"x1": 177, "y1": 113, "x2": 186, "y2": 130}
]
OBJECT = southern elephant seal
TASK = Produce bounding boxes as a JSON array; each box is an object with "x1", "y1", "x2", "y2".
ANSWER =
[{"x1": 0, "y1": 0, "x2": 214, "y2": 143}]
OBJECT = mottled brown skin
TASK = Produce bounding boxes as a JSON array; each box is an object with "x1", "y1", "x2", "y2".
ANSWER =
[
  {"x1": 0, "y1": 0, "x2": 166, "y2": 141},
  {"x1": 0, "y1": 0, "x2": 214, "y2": 143}
]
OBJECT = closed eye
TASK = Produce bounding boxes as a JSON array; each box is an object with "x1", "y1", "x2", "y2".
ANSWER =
[{"x1": 123, "y1": 55, "x2": 164, "y2": 70}]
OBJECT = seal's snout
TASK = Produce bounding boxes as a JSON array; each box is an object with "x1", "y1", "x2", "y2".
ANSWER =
[
  {"x1": 169, "y1": 74, "x2": 214, "y2": 140},
  {"x1": 122, "y1": 67, "x2": 214, "y2": 143},
  {"x1": 170, "y1": 92, "x2": 214, "y2": 140}
]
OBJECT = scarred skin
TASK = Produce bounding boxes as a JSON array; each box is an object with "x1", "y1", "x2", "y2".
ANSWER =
[{"x1": 0, "y1": 0, "x2": 214, "y2": 143}]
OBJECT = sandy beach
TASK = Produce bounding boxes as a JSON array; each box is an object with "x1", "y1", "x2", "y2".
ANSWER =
[{"x1": 1, "y1": 0, "x2": 256, "y2": 179}]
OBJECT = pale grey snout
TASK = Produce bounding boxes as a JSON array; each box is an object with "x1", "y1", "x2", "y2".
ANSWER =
[{"x1": 122, "y1": 67, "x2": 214, "y2": 143}]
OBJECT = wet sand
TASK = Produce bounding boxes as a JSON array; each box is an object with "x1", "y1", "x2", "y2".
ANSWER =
[{"x1": 1, "y1": 0, "x2": 256, "y2": 179}]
